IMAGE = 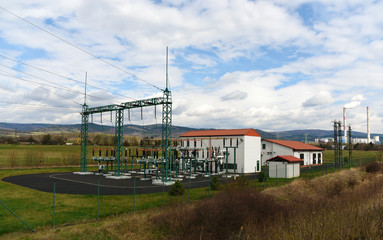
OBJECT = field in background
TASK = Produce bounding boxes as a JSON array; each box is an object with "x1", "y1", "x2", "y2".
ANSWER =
[
  {"x1": 1, "y1": 162, "x2": 383, "y2": 239},
  {"x1": 0, "y1": 143, "x2": 382, "y2": 169}
]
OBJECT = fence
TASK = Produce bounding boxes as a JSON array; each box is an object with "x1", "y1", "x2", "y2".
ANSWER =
[
  {"x1": 0, "y1": 155, "x2": 380, "y2": 235},
  {"x1": 258, "y1": 156, "x2": 378, "y2": 188}
]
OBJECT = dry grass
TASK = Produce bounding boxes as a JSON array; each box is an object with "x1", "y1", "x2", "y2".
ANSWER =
[
  {"x1": 3, "y1": 164, "x2": 383, "y2": 240},
  {"x1": 1, "y1": 210, "x2": 162, "y2": 240},
  {"x1": 153, "y1": 165, "x2": 383, "y2": 240}
]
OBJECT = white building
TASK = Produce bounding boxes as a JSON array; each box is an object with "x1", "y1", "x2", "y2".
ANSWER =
[
  {"x1": 267, "y1": 155, "x2": 303, "y2": 178},
  {"x1": 179, "y1": 129, "x2": 262, "y2": 173},
  {"x1": 261, "y1": 139, "x2": 324, "y2": 166}
]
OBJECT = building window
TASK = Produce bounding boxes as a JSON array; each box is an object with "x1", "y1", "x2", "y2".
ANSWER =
[
  {"x1": 300, "y1": 153, "x2": 304, "y2": 160},
  {"x1": 230, "y1": 138, "x2": 232, "y2": 147},
  {"x1": 318, "y1": 153, "x2": 322, "y2": 164},
  {"x1": 187, "y1": 140, "x2": 189, "y2": 147},
  {"x1": 262, "y1": 144, "x2": 266, "y2": 149},
  {"x1": 223, "y1": 138, "x2": 225, "y2": 146},
  {"x1": 313, "y1": 153, "x2": 317, "y2": 164}
]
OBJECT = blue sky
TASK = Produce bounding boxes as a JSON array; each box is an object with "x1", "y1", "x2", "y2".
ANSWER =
[{"x1": 0, "y1": 0, "x2": 383, "y2": 134}]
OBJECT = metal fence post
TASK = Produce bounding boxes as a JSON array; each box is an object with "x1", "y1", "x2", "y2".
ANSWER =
[
  {"x1": 162, "y1": 180, "x2": 165, "y2": 208},
  {"x1": 52, "y1": 182, "x2": 55, "y2": 228},
  {"x1": 133, "y1": 176, "x2": 136, "y2": 213},
  {"x1": 255, "y1": 167, "x2": 257, "y2": 189},
  {"x1": 97, "y1": 179, "x2": 99, "y2": 221}
]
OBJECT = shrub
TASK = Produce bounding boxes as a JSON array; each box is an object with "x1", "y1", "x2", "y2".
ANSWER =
[
  {"x1": 236, "y1": 174, "x2": 249, "y2": 186},
  {"x1": 41, "y1": 134, "x2": 52, "y2": 145},
  {"x1": 168, "y1": 180, "x2": 185, "y2": 196},
  {"x1": 210, "y1": 175, "x2": 221, "y2": 191},
  {"x1": 364, "y1": 162, "x2": 381, "y2": 174},
  {"x1": 258, "y1": 171, "x2": 266, "y2": 182}
]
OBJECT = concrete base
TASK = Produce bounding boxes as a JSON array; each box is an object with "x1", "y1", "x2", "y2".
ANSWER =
[
  {"x1": 175, "y1": 178, "x2": 184, "y2": 181},
  {"x1": 94, "y1": 173, "x2": 103, "y2": 176},
  {"x1": 152, "y1": 179, "x2": 175, "y2": 186},
  {"x1": 140, "y1": 177, "x2": 151, "y2": 181},
  {"x1": 222, "y1": 175, "x2": 233, "y2": 178},
  {"x1": 129, "y1": 171, "x2": 137, "y2": 174},
  {"x1": 122, "y1": 173, "x2": 131, "y2": 176},
  {"x1": 73, "y1": 172, "x2": 94, "y2": 175},
  {"x1": 203, "y1": 174, "x2": 211, "y2": 177},
  {"x1": 105, "y1": 175, "x2": 131, "y2": 180},
  {"x1": 185, "y1": 176, "x2": 196, "y2": 179}
]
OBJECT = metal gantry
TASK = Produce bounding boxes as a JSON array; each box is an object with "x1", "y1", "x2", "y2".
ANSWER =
[{"x1": 79, "y1": 95, "x2": 172, "y2": 178}]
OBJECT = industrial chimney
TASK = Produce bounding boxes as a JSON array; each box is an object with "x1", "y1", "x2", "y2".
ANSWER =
[{"x1": 367, "y1": 106, "x2": 371, "y2": 143}]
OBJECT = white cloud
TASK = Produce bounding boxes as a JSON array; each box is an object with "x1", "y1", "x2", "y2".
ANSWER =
[{"x1": 0, "y1": 0, "x2": 383, "y2": 133}]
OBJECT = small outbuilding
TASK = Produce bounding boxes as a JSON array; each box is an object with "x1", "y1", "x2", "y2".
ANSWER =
[
  {"x1": 266, "y1": 155, "x2": 303, "y2": 178},
  {"x1": 261, "y1": 139, "x2": 324, "y2": 166}
]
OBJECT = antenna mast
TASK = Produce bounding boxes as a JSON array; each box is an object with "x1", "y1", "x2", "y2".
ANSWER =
[
  {"x1": 84, "y1": 72, "x2": 87, "y2": 105},
  {"x1": 166, "y1": 47, "x2": 169, "y2": 91}
]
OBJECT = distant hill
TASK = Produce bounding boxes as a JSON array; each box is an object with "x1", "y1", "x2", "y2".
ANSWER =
[{"x1": 0, "y1": 122, "x2": 381, "y2": 141}]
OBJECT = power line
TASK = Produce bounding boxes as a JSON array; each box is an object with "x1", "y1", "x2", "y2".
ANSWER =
[
  {"x1": 0, "y1": 54, "x2": 135, "y2": 102},
  {"x1": 0, "y1": 5, "x2": 164, "y2": 92},
  {"x1": 0, "y1": 68, "x2": 120, "y2": 105}
]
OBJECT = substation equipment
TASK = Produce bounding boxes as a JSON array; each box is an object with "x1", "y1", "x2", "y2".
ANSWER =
[{"x1": 76, "y1": 50, "x2": 173, "y2": 184}]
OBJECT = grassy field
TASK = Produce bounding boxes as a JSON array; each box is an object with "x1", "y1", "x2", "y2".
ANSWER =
[
  {"x1": 0, "y1": 145, "x2": 382, "y2": 239},
  {"x1": 2, "y1": 163, "x2": 383, "y2": 240},
  {"x1": 0, "y1": 166, "x2": 216, "y2": 236},
  {"x1": 0, "y1": 144, "x2": 155, "y2": 169}
]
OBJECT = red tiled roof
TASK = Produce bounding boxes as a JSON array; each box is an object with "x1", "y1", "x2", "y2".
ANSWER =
[
  {"x1": 263, "y1": 139, "x2": 324, "y2": 151},
  {"x1": 267, "y1": 155, "x2": 304, "y2": 163},
  {"x1": 180, "y1": 129, "x2": 261, "y2": 137}
]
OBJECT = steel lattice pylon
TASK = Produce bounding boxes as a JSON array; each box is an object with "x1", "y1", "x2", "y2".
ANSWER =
[
  {"x1": 114, "y1": 109, "x2": 124, "y2": 176},
  {"x1": 80, "y1": 103, "x2": 89, "y2": 172},
  {"x1": 79, "y1": 96, "x2": 172, "y2": 179},
  {"x1": 162, "y1": 88, "x2": 172, "y2": 181}
]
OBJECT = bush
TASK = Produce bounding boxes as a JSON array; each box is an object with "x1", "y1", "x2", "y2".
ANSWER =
[
  {"x1": 236, "y1": 174, "x2": 249, "y2": 186},
  {"x1": 364, "y1": 162, "x2": 381, "y2": 174},
  {"x1": 169, "y1": 180, "x2": 185, "y2": 196},
  {"x1": 210, "y1": 175, "x2": 221, "y2": 191},
  {"x1": 41, "y1": 134, "x2": 52, "y2": 145},
  {"x1": 258, "y1": 171, "x2": 266, "y2": 182}
]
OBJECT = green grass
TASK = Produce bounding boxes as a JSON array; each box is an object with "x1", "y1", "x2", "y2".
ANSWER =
[
  {"x1": 0, "y1": 167, "x2": 215, "y2": 236},
  {"x1": 0, "y1": 144, "x2": 153, "y2": 169}
]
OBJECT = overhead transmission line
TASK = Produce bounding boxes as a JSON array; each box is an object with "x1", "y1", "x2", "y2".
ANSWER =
[
  {"x1": 0, "y1": 70, "x2": 119, "y2": 107},
  {"x1": 0, "y1": 63, "x2": 120, "y2": 105},
  {"x1": 0, "y1": 6, "x2": 164, "y2": 92},
  {"x1": 0, "y1": 102, "x2": 79, "y2": 112},
  {"x1": 0, "y1": 54, "x2": 135, "y2": 102}
]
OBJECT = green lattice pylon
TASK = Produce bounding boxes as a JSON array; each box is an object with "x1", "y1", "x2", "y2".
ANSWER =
[
  {"x1": 162, "y1": 88, "x2": 172, "y2": 181},
  {"x1": 114, "y1": 109, "x2": 124, "y2": 176},
  {"x1": 80, "y1": 103, "x2": 89, "y2": 172}
]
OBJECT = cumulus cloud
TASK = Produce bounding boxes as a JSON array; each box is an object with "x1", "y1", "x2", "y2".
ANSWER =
[
  {"x1": 220, "y1": 90, "x2": 248, "y2": 101},
  {"x1": 0, "y1": 0, "x2": 383, "y2": 132},
  {"x1": 302, "y1": 91, "x2": 333, "y2": 107}
]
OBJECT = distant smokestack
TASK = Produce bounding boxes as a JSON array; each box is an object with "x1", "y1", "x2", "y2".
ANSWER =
[
  {"x1": 367, "y1": 106, "x2": 371, "y2": 143},
  {"x1": 343, "y1": 107, "x2": 347, "y2": 143}
]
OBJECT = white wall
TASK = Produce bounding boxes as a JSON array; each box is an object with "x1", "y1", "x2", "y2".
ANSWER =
[
  {"x1": 293, "y1": 151, "x2": 323, "y2": 165},
  {"x1": 180, "y1": 135, "x2": 260, "y2": 173},
  {"x1": 244, "y1": 136, "x2": 261, "y2": 173},
  {"x1": 268, "y1": 161, "x2": 301, "y2": 178},
  {"x1": 261, "y1": 141, "x2": 293, "y2": 165}
]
